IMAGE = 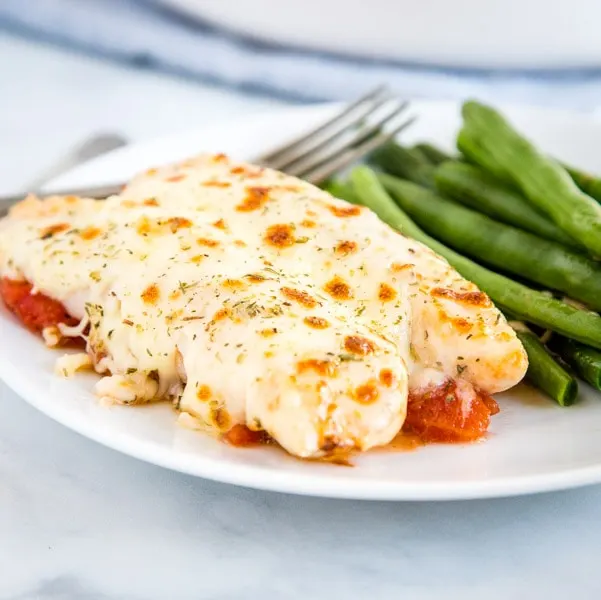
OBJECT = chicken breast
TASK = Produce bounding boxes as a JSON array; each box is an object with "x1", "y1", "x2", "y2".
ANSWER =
[{"x1": 0, "y1": 153, "x2": 527, "y2": 457}]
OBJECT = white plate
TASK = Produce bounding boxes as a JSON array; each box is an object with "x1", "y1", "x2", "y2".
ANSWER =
[
  {"x1": 4, "y1": 100, "x2": 601, "y2": 501},
  {"x1": 163, "y1": 0, "x2": 601, "y2": 69}
]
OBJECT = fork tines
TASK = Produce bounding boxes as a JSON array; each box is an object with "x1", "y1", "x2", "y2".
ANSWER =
[{"x1": 255, "y1": 86, "x2": 415, "y2": 184}]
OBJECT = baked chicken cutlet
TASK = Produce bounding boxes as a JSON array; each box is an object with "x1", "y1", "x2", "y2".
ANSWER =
[{"x1": 0, "y1": 154, "x2": 527, "y2": 458}]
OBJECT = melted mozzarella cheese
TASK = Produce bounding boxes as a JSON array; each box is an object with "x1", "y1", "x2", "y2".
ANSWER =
[{"x1": 0, "y1": 154, "x2": 527, "y2": 457}]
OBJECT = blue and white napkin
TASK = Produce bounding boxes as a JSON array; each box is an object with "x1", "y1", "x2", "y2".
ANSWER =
[{"x1": 2, "y1": 0, "x2": 601, "y2": 110}]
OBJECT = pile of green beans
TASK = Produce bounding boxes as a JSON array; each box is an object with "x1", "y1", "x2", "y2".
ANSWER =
[
  {"x1": 459, "y1": 101, "x2": 601, "y2": 258},
  {"x1": 331, "y1": 101, "x2": 601, "y2": 405},
  {"x1": 434, "y1": 162, "x2": 581, "y2": 250},
  {"x1": 378, "y1": 174, "x2": 601, "y2": 310}
]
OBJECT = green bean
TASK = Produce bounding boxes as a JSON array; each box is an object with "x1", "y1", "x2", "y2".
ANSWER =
[
  {"x1": 414, "y1": 140, "x2": 601, "y2": 203},
  {"x1": 513, "y1": 329, "x2": 578, "y2": 406},
  {"x1": 349, "y1": 166, "x2": 601, "y2": 350},
  {"x1": 551, "y1": 337, "x2": 601, "y2": 390},
  {"x1": 406, "y1": 145, "x2": 431, "y2": 164},
  {"x1": 434, "y1": 161, "x2": 581, "y2": 250},
  {"x1": 413, "y1": 143, "x2": 454, "y2": 166},
  {"x1": 459, "y1": 100, "x2": 601, "y2": 257},
  {"x1": 369, "y1": 142, "x2": 435, "y2": 188},
  {"x1": 563, "y1": 164, "x2": 601, "y2": 204},
  {"x1": 378, "y1": 174, "x2": 601, "y2": 309},
  {"x1": 322, "y1": 179, "x2": 361, "y2": 205},
  {"x1": 350, "y1": 167, "x2": 427, "y2": 240}
]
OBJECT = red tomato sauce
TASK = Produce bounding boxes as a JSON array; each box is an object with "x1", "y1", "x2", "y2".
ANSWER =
[
  {"x1": 1, "y1": 277, "x2": 77, "y2": 333},
  {"x1": 222, "y1": 424, "x2": 272, "y2": 447},
  {"x1": 403, "y1": 379, "x2": 499, "y2": 443}
]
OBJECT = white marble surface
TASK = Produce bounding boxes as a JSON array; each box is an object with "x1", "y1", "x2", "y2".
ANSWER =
[{"x1": 3, "y1": 33, "x2": 601, "y2": 600}]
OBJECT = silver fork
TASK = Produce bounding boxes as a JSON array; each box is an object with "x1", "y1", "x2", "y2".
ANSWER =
[
  {"x1": 0, "y1": 134, "x2": 128, "y2": 218},
  {"x1": 0, "y1": 86, "x2": 414, "y2": 217}
]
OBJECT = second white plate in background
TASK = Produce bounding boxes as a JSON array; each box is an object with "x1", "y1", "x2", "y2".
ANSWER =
[{"x1": 164, "y1": 0, "x2": 601, "y2": 68}]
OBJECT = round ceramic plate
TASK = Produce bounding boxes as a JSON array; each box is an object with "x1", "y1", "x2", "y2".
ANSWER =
[{"x1": 4, "y1": 100, "x2": 601, "y2": 501}]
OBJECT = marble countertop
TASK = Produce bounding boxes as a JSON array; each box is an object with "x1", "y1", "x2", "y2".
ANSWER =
[{"x1": 3, "y1": 33, "x2": 601, "y2": 600}]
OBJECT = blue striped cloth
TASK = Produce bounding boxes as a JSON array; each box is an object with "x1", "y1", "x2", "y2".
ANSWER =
[{"x1": 3, "y1": 0, "x2": 601, "y2": 108}]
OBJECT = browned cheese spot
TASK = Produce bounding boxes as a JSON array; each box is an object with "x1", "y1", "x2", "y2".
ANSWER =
[
  {"x1": 353, "y1": 380, "x2": 380, "y2": 404},
  {"x1": 236, "y1": 186, "x2": 270, "y2": 212},
  {"x1": 203, "y1": 180, "x2": 231, "y2": 188},
  {"x1": 431, "y1": 287, "x2": 492, "y2": 308},
  {"x1": 212, "y1": 218, "x2": 228, "y2": 230},
  {"x1": 168, "y1": 217, "x2": 192, "y2": 233},
  {"x1": 379, "y1": 369, "x2": 395, "y2": 388},
  {"x1": 281, "y1": 286, "x2": 318, "y2": 309},
  {"x1": 141, "y1": 283, "x2": 160, "y2": 305},
  {"x1": 378, "y1": 282, "x2": 397, "y2": 302},
  {"x1": 435, "y1": 311, "x2": 473, "y2": 334},
  {"x1": 259, "y1": 328, "x2": 278, "y2": 338},
  {"x1": 328, "y1": 204, "x2": 361, "y2": 218},
  {"x1": 344, "y1": 335, "x2": 377, "y2": 356},
  {"x1": 144, "y1": 197, "x2": 159, "y2": 207},
  {"x1": 222, "y1": 279, "x2": 246, "y2": 290},
  {"x1": 197, "y1": 237, "x2": 220, "y2": 248},
  {"x1": 80, "y1": 226, "x2": 102, "y2": 241},
  {"x1": 245, "y1": 273, "x2": 267, "y2": 284},
  {"x1": 297, "y1": 359, "x2": 338, "y2": 378},
  {"x1": 40, "y1": 222, "x2": 69, "y2": 239},
  {"x1": 230, "y1": 164, "x2": 263, "y2": 178},
  {"x1": 166, "y1": 174, "x2": 186, "y2": 183},
  {"x1": 190, "y1": 255, "x2": 204, "y2": 264},
  {"x1": 213, "y1": 307, "x2": 231, "y2": 322},
  {"x1": 324, "y1": 276, "x2": 353, "y2": 301},
  {"x1": 264, "y1": 223, "x2": 296, "y2": 248},
  {"x1": 300, "y1": 219, "x2": 316, "y2": 228},
  {"x1": 390, "y1": 263, "x2": 413, "y2": 273},
  {"x1": 335, "y1": 240, "x2": 358, "y2": 255},
  {"x1": 196, "y1": 384, "x2": 212, "y2": 401},
  {"x1": 136, "y1": 217, "x2": 152, "y2": 236},
  {"x1": 303, "y1": 316, "x2": 330, "y2": 329}
]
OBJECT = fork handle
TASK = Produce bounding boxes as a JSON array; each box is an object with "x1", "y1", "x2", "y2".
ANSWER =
[{"x1": 0, "y1": 183, "x2": 124, "y2": 218}]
